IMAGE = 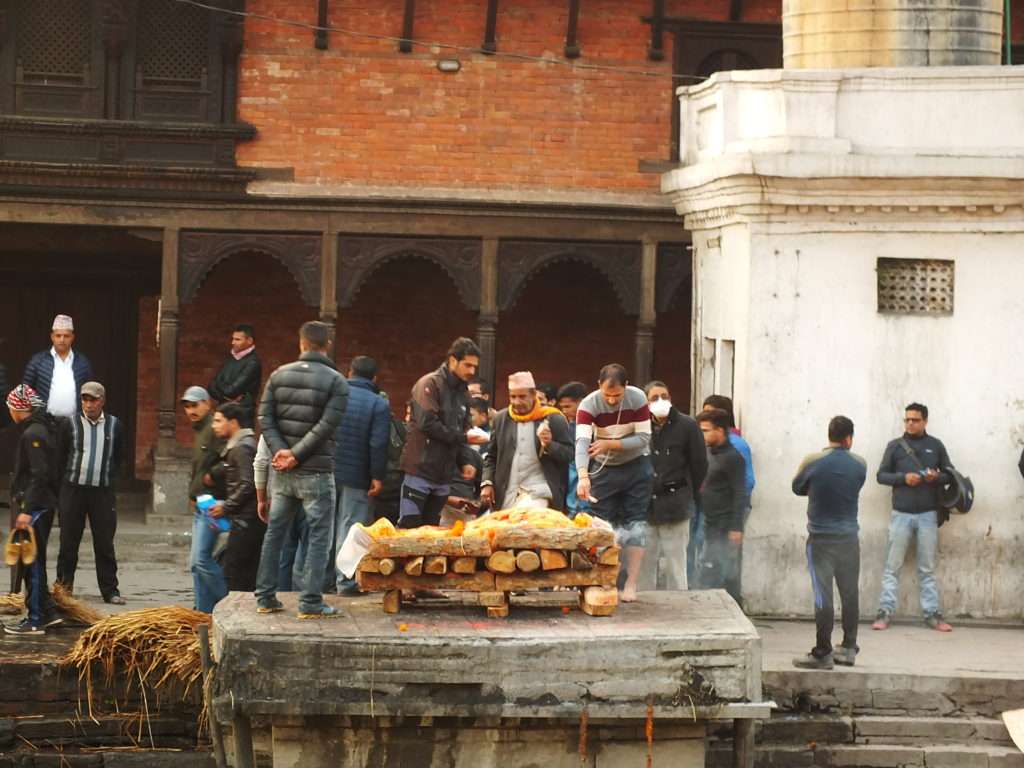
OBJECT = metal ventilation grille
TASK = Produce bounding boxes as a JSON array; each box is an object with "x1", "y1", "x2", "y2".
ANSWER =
[
  {"x1": 138, "y1": 0, "x2": 209, "y2": 82},
  {"x1": 14, "y1": 0, "x2": 92, "y2": 76},
  {"x1": 877, "y1": 258, "x2": 954, "y2": 315}
]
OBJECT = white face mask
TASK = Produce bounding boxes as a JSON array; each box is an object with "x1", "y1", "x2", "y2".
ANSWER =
[{"x1": 649, "y1": 398, "x2": 672, "y2": 419}]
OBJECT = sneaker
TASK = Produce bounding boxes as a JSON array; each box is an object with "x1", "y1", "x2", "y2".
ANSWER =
[
  {"x1": 4, "y1": 617, "x2": 45, "y2": 636},
  {"x1": 925, "y1": 613, "x2": 953, "y2": 632},
  {"x1": 834, "y1": 646, "x2": 858, "y2": 667},
  {"x1": 297, "y1": 604, "x2": 339, "y2": 620},
  {"x1": 103, "y1": 593, "x2": 126, "y2": 606},
  {"x1": 871, "y1": 610, "x2": 891, "y2": 630},
  {"x1": 338, "y1": 583, "x2": 362, "y2": 596},
  {"x1": 41, "y1": 614, "x2": 63, "y2": 629},
  {"x1": 792, "y1": 652, "x2": 834, "y2": 670},
  {"x1": 256, "y1": 598, "x2": 285, "y2": 614}
]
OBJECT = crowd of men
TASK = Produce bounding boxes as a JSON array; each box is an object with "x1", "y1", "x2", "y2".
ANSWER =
[{"x1": 3, "y1": 317, "x2": 971, "y2": 667}]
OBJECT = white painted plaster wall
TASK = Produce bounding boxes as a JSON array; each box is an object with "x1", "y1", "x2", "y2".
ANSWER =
[{"x1": 719, "y1": 228, "x2": 1024, "y2": 619}]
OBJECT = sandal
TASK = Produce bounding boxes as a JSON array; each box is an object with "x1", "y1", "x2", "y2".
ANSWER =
[
  {"x1": 4, "y1": 529, "x2": 21, "y2": 567},
  {"x1": 20, "y1": 527, "x2": 37, "y2": 566}
]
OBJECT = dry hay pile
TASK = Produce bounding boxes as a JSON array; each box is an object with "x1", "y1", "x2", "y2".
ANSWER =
[
  {"x1": 61, "y1": 606, "x2": 212, "y2": 721},
  {"x1": 0, "y1": 592, "x2": 21, "y2": 615},
  {"x1": 0, "y1": 584, "x2": 106, "y2": 623}
]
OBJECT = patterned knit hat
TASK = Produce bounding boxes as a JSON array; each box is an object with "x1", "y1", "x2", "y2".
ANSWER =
[{"x1": 6, "y1": 384, "x2": 44, "y2": 412}]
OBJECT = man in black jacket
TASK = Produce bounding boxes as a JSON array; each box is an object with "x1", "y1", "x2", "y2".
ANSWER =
[
  {"x1": 480, "y1": 371, "x2": 573, "y2": 511},
  {"x1": 872, "y1": 402, "x2": 954, "y2": 633},
  {"x1": 398, "y1": 337, "x2": 488, "y2": 528},
  {"x1": 208, "y1": 324, "x2": 262, "y2": 417},
  {"x1": 4, "y1": 385, "x2": 62, "y2": 635},
  {"x1": 639, "y1": 381, "x2": 707, "y2": 591},
  {"x1": 210, "y1": 403, "x2": 265, "y2": 593},
  {"x1": 253, "y1": 322, "x2": 348, "y2": 619},
  {"x1": 696, "y1": 408, "x2": 748, "y2": 603}
]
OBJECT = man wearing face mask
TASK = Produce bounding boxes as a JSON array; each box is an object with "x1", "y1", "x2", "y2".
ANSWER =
[{"x1": 640, "y1": 381, "x2": 707, "y2": 591}]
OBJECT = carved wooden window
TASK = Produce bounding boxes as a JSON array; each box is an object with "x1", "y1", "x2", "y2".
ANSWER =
[
  {"x1": 134, "y1": 0, "x2": 213, "y2": 121},
  {"x1": 877, "y1": 258, "x2": 955, "y2": 315},
  {"x1": 11, "y1": 0, "x2": 97, "y2": 116}
]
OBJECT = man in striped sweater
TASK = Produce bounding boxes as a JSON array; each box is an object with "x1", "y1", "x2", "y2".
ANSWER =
[
  {"x1": 575, "y1": 364, "x2": 653, "y2": 602},
  {"x1": 56, "y1": 381, "x2": 125, "y2": 604}
]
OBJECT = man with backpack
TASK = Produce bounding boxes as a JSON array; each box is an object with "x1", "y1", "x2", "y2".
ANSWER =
[{"x1": 873, "y1": 402, "x2": 954, "y2": 633}]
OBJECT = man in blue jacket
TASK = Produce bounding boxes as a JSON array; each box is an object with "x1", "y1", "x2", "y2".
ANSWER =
[
  {"x1": 23, "y1": 315, "x2": 94, "y2": 419},
  {"x1": 331, "y1": 355, "x2": 390, "y2": 595},
  {"x1": 791, "y1": 416, "x2": 866, "y2": 669}
]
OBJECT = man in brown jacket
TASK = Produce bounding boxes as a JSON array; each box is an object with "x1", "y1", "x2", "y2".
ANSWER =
[{"x1": 398, "y1": 337, "x2": 488, "y2": 528}]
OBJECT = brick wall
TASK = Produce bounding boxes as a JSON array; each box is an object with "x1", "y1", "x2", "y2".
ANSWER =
[
  {"x1": 236, "y1": 0, "x2": 779, "y2": 192},
  {"x1": 334, "y1": 257, "x2": 479, "y2": 413},
  {"x1": 172, "y1": 252, "x2": 313, "y2": 446},
  {"x1": 135, "y1": 296, "x2": 160, "y2": 478}
]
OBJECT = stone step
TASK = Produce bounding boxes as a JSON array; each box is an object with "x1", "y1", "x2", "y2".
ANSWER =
[
  {"x1": 0, "y1": 748, "x2": 216, "y2": 767},
  {"x1": 2, "y1": 713, "x2": 196, "y2": 750},
  {"x1": 764, "y1": 668, "x2": 1024, "y2": 719},
  {"x1": 708, "y1": 743, "x2": 1024, "y2": 768},
  {"x1": 734, "y1": 714, "x2": 1014, "y2": 748}
]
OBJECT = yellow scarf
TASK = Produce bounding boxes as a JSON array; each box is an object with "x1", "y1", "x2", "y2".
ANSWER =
[{"x1": 508, "y1": 397, "x2": 561, "y2": 423}]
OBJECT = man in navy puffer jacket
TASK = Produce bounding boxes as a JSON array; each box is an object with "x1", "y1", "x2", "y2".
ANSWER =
[{"x1": 330, "y1": 355, "x2": 390, "y2": 594}]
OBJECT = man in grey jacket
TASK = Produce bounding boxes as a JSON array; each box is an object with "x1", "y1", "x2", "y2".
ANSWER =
[
  {"x1": 872, "y1": 402, "x2": 953, "y2": 632},
  {"x1": 253, "y1": 322, "x2": 349, "y2": 619}
]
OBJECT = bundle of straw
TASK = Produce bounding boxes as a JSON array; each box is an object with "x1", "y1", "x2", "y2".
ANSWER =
[
  {"x1": 0, "y1": 592, "x2": 22, "y2": 615},
  {"x1": 52, "y1": 583, "x2": 106, "y2": 625},
  {"x1": 61, "y1": 607, "x2": 212, "y2": 721},
  {"x1": 0, "y1": 585, "x2": 107, "y2": 623}
]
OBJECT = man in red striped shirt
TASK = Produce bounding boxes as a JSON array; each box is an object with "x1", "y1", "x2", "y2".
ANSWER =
[{"x1": 574, "y1": 364, "x2": 653, "y2": 602}]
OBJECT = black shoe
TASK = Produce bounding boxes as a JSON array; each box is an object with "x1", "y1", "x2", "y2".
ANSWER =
[
  {"x1": 834, "y1": 646, "x2": 858, "y2": 667},
  {"x1": 103, "y1": 593, "x2": 126, "y2": 605},
  {"x1": 339, "y1": 583, "x2": 362, "y2": 596},
  {"x1": 4, "y1": 617, "x2": 46, "y2": 636},
  {"x1": 792, "y1": 652, "x2": 834, "y2": 670}
]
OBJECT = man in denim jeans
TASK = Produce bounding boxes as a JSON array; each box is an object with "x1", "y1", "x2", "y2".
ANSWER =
[
  {"x1": 873, "y1": 402, "x2": 953, "y2": 633},
  {"x1": 253, "y1": 322, "x2": 348, "y2": 619}
]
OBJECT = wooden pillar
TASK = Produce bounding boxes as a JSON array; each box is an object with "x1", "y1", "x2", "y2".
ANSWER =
[
  {"x1": 320, "y1": 231, "x2": 338, "y2": 358},
  {"x1": 634, "y1": 239, "x2": 657, "y2": 385},
  {"x1": 733, "y1": 718, "x2": 755, "y2": 768},
  {"x1": 157, "y1": 227, "x2": 180, "y2": 455},
  {"x1": 477, "y1": 237, "x2": 499, "y2": 390}
]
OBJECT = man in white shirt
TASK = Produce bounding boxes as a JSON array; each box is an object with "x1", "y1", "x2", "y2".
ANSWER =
[{"x1": 23, "y1": 314, "x2": 94, "y2": 419}]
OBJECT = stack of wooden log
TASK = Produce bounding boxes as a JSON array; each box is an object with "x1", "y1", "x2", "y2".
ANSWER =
[{"x1": 356, "y1": 525, "x2": 621, "y2": 618}]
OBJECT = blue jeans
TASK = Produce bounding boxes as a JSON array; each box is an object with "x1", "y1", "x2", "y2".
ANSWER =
[
  {"x1": 254, "y1": 471, "x2": 336, "y2": 614},
  {"x1": 277, "y1": 510, "x2": 308, "y2": 592},
  {"x1": 190, "y1": 513, "x2": 228, "y2": 613},
  {"x1": 333, "y1": 485, "x2": 370, "y2": 592},
  {"x1": 877, "y1": 509, "x2": 940, "y2": 616}
]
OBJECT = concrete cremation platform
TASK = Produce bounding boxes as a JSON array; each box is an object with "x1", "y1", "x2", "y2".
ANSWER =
[{"x1": 211, "y1": 590, "x2": 767, "y2": 768}]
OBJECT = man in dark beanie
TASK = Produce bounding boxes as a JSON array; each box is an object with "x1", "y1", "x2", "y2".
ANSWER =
[{"x1": 4, "y1": 385, "x2": 62, "y2": 635}]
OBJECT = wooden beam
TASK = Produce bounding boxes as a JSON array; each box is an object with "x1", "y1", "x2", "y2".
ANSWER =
[
  {"x1": 477, "y1": 237, "x2": 499, "y2": 392},
  {"x1": 634, "y1": 238, "x2": 657, "y2": 385},
  {"x1": 482, "y1": 0, "x2": 499, "y2": 54},
  {"x1": 399, "y1": 0, "x2": 415, "y2": 53},
  {"x1": 565, "y1": 0, "x2": 581, "y2": 59},
  {"x1": 157, "y1": 227, "x2": 180, "y2": 452},
  {"x1": 729, "y1": 0, "x2": 744, "y2": 22},
  {"x1": 315, "y1": 0, "x2": 329, "y2": 50},
  {"x1": 648, "y1": 0, "x2": 665, "y2": 61}
]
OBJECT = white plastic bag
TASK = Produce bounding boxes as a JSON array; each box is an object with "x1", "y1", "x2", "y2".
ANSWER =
[{"x1": 337, "y1": 524, "x2": 374, "y2": 579}]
